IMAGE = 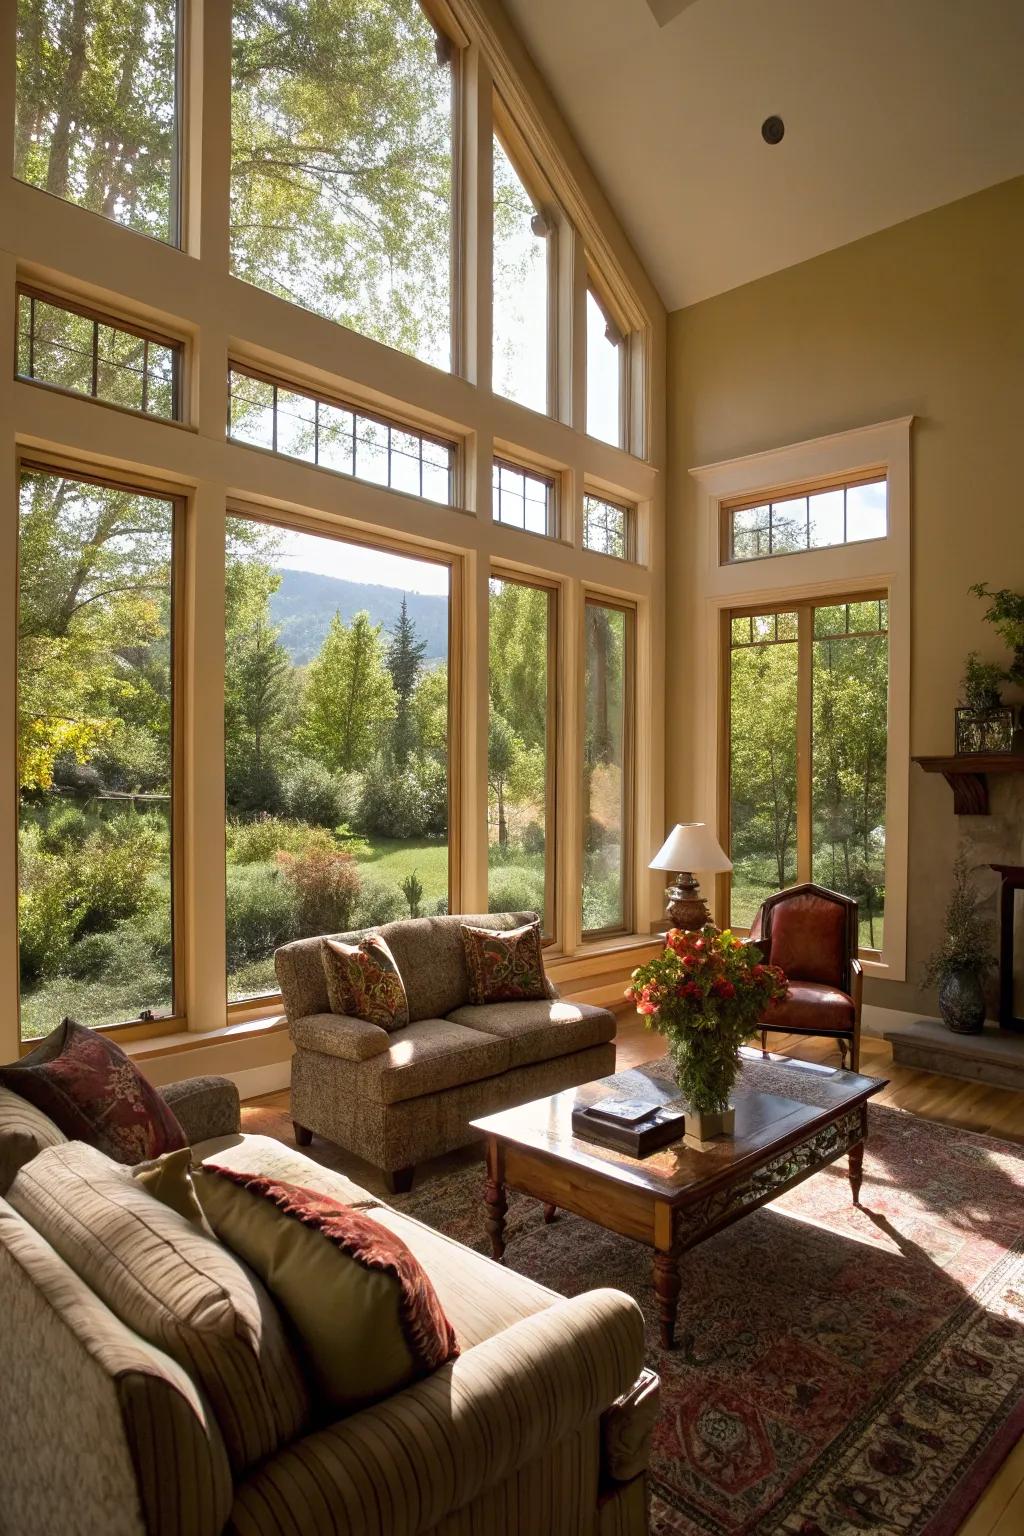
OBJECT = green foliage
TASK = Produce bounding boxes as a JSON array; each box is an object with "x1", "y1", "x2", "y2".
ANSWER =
[
  {"x1": 730, "y1": 638, "x2": 798, "y2": 889},
  {"x1": 76, "y1": 818, "x2": 163, "y2": 934},
  {"x1": 353, "y1": 878, "x2": 405, "y2": 929},
  {"x1": 301, "y1": 611, "x2": 396, "y2": 774},
  {"x1": 923, "y1": 849, "x2": 996, "y2": 986},
  {"x1": 18, "y1": 846, "x2": 86, "y2": 984},
  {"x1": 411, "y1": 665, "x2": 448, "y2": 751},
  {"x1": 277, "y1": 846, "x2": 362, "y2": 936},
  {"x1": 38, "y1": 804, "x2": 90, "y2": 853},
  {"x1": 15, "y1": 0, "x2": 179, "y2": 242},
  {"x1": 358, "y1": 758, "x2": 447, "y2": 840},
  {"x1": 961, "y1": 652, "x2": 1005, "y2": 711},
  {"x1": 487, "y1": 861, "x2": 546, "y2": 917},
  {"x1": 969, "y1": 583, "x2": 1024, "y2": 682},
  {"x1": 400, "y1": 869, "x2": 424, "y2": 918},
  {"x1": 581, "y1": 866, "x2": 622, "y2": 933},
  {"x1": 283, "y1": 762, "x2": 358, "y2": 828},
  {"x1": 226, "y1": 864, "x2": 295, "y2": 972},
  {"x1": 229, "y1": 0, "x2": 453, "y2": 367},
  {"x1": 388, "y1": 596, "x2": 428, "y2": 766},
  {"x1": 627, "y1": 928, "x2": 787, "y2": 1113},
  {"x1": 226, "y1": 815, "x2": 336, "y2": 865}
]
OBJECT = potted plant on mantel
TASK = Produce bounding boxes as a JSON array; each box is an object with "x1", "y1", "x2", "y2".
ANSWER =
[
  {"x1": 627, "y1": 927, "x2": 788, "y2": 1139},
  {"x1": 923, "y1": 850, "x2": 996, "y2": 1035},
  {"x1": 955, "y1": 653, "x2": 1014, "y2": 754}
]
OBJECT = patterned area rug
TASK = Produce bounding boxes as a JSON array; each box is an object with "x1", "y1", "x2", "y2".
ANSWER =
[{"x1": 391, "y1": 1103, "x2": 1024, "y2": 1536}]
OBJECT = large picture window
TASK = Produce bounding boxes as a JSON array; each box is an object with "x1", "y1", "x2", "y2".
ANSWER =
[
  {"x1": 488, "y1": 577, "x2": 556, "y2": 934},
  {"x1": 14, "y1": 0, "x2": 181, "y2": 244},
  {"x1": 492, "y1": 130, "x2": 549, "y2": 414},
  {"x1": 230, "y1": 0, "x2": 454, "y2": 371},
  {"x1": 17, "y1": 467, "x2": 177, "y2": 1038},
  {"x1": 582, "y1": 599, "x2": 633, "y2": 935},
  {"x1": 225, "y1": 515, "x2": 451, "y2": 1001},
  {"x1": 726, "y1": 597, "x2": 888, "y2": 951}
]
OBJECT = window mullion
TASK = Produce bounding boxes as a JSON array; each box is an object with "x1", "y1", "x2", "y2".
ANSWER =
[{"x1": 796, "y1": 604, "x2": 814, "y2": 884}]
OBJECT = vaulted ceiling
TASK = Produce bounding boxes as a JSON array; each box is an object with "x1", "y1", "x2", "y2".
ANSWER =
[{"x1": 504, "y1": 0, "x2": 1024, "y2": 310}]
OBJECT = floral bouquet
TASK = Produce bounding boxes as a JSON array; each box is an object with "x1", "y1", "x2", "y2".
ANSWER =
[{"x1": 627, "y1": 927, "x2": 788, "y2": 1116}]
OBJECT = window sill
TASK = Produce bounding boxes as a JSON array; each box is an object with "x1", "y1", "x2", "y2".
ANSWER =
[{"x1": 123, "y1": 1014, "x2": 288, "y2": 1062}]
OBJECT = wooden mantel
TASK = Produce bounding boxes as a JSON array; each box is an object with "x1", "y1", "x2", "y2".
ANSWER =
[{"x1": 913, "y1": 754, "x2": 1024, "y2": 815}]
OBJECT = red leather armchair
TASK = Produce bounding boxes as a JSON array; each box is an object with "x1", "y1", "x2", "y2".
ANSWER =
[{"x1": 748, "y1": 883, "x2": 863, "y2": 1070}]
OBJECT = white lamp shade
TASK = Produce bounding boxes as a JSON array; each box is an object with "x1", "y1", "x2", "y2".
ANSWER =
[{"x1": 649, "y1": 823, "x2": 732, "y2": 874}]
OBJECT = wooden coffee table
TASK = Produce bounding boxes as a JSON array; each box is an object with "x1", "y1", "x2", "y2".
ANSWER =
[{"x1": 471, "y1": 1048, "x2": 887, "y2": 1349}]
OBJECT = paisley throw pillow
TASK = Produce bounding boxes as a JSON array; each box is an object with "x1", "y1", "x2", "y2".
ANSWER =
[
  {"x1": 320, "y1": 934, "x2": 410, "y2": 1031},
  {"x1": 461, "y1": 920, "x2": 548, "y2": 1005}
]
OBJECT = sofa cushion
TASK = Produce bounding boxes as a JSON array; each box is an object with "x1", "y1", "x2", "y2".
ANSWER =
[
  {"x1": 352, "y1": 1019, "x2": 510, "y2": 1106},
  {"x1": 0, "y1": 1084, "x2": 67, "y2": 1196},
  {"x1": 194, "y1": 1132, "x2": 382, "y2": 1210},
  {"x1": 446, "y1": 999, "x2": 616, "y2": 1069},
  {"x1": 372, "y1": 1206, "x2": 557, "y2": 1349},
  {"x1": 321, "y1": 933, "x2": 410, "y2": 1031},
  {"x1": 768, "y1": 980, "x2": 855, "y2": 1034},
  {"x1": 461, "y1": 919, "x2": 548, "y2": 1005},
  {"x1": 0, "y1": 1198, "x2": 233, "y2": 1536},
  {"x1": 194, "y1": 1166, "x2": 459, "y2": 1414},
  {"x1": 7, "y1": 1140, "x2": 310, "y2": 1477},
  {"x1": 0, "y1": 1019, "x2": 186, "y2": 1165},
  {"x1": 276, "y1": 912, "x2": 543, "y2": 1026}
]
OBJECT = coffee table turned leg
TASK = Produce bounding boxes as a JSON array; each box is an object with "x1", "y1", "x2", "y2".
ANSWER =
[
  {"x1": 543, "y1": 1202, "x2": 557, "y2": 1223},
  {"x1": 485, "y1": 1177, "x2": 508, "y2": 1262},
  {"x1": 848, "y1": 1140, "x2": 865, "y2": 1205},
  {"x1": 653, "y1": 1250, "x2": 681, "y2": 1350}
]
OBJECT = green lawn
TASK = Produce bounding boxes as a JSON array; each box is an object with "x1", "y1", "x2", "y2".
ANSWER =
[{"x1": 355, "y1": 837, "x2": 449, "y2": 909}]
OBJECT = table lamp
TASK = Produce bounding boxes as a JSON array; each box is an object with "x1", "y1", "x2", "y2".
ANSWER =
[{"x1": 650, "y1": 823, "x2": 733, "y2": 931}]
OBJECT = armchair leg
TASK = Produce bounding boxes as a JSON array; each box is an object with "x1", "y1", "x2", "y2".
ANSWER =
[
  {"x1": 293, "y1": 1121, "x2": 313, "y2": 1146},
  {"x1": 839, "y1": 1039, "x2": 849, "y2": 1070},
  {"x1": 761, "y1": 1028, "x2": 769, "y2": 1058}
]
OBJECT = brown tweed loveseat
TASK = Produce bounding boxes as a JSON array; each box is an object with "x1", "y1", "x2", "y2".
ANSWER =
[{"x1": 275, "y1": 912, "x2": 617, "y2": 1191}]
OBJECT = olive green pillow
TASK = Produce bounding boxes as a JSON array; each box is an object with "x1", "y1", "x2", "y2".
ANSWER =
[
  {"x1": 133, "y1": 1146, "x2": 212, "y2": 1233},
  {"x1": 194, "y1": 1164, "x2": 458, "y2": 1413}
]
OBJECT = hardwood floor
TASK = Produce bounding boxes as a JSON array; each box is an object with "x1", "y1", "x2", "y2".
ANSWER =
[{"x1": 243, "y1": 1018, "x2": 1024, "y2": 1536}]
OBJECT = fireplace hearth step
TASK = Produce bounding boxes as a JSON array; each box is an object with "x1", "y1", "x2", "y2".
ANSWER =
[{"x1": 884, "y1": 1018, "x2": 1024, "y2": 1092}]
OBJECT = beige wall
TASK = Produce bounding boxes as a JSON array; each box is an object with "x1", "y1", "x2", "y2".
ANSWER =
[{"x1": 667, "y1": 175, "x2": 1024, "y2": 1016}]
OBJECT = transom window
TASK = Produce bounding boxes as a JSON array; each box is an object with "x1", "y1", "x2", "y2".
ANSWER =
[
  {"x1": 228, "y1": 366, "x2": 456, "y2": 505},
  {"x1": 492, "y1": 459, "x2": 556, "y2": 536},
  {"x1": 725, "y1": 596, "x2": 889, "y2": 954},
  {"x1": 17, "y1": 287, "x2": 182, "y2": 420},
  {"x1": 725, "y1": 476, "x2": 887, "y2": 563},
  {"x1": 583, "y1": 492, "x2": 633, "y2": 560}
]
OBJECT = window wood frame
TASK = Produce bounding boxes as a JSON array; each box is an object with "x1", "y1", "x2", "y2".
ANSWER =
[
  {"x1": 488, "y1": 567, "x2": 559, "y2": 942},
  {"x1": 718, "y1": 589, "x2": 888, "y2": 958},
  {"x1": 15, "y1": 456, "x2": 187, "y2": 1042},
  {"x1": 582, "y1": 488, "x2": 636, "y2": 562},
  {"x1": 223, "y1": 502, "x2": 463, "y2": 1013},
  {"x1": 581, "y1": 593, "x2": 635, "y2": 940}
]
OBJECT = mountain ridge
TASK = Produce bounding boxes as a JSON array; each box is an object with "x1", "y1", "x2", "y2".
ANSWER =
[{"x1": 269, "y1": 567, "x2": 448, "y2": 664}]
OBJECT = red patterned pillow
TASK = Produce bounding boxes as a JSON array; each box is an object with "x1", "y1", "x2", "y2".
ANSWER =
[
  {"x1": 194, "y1": 1165, "x2": 459, "y2": 1412},
  {"x1": 0, "y1": 1018, "x2": 187, "y2": 1165},
  {"x1": 461, "y1": 920, "x2": 548, "y2": 1005},
  {"x1": 320, "y1": 933, "x2": 410, "y2": 1030}
]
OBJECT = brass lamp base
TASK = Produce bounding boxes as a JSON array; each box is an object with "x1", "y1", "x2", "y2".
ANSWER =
[{"x1": 665, "y1": 872, "x2": 711, "y2": 931}]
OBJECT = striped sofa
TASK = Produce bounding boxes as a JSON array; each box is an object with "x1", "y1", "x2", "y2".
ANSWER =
[
  {"x1": 0, "y1": 1077, "x2": 659, "y2": 1536},
  {"x1": 276, "y1": 911, "x2": 619, "y2": 1192}
]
